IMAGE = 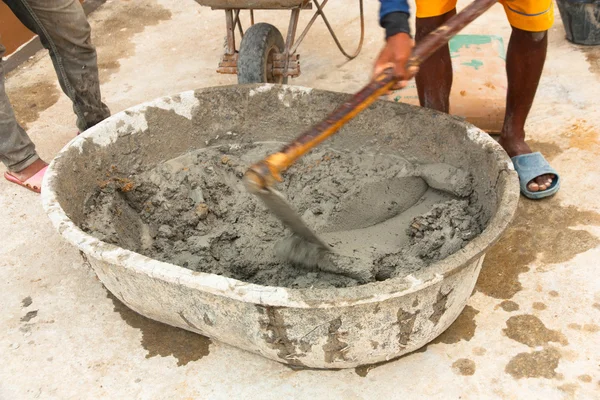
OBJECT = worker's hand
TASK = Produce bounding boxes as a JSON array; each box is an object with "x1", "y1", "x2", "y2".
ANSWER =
[{"x1": 373, "y1": 32, "x2": 416, "y2": 91}]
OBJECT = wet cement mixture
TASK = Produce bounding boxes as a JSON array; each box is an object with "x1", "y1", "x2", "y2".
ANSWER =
[{"x1": 82, "y1": 141, "x2": 485, "y2": 288}]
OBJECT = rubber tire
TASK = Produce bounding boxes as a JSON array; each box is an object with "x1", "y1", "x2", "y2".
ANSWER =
[{"x1": 238, "y1": 23, "x2": 287, "y2": 84}]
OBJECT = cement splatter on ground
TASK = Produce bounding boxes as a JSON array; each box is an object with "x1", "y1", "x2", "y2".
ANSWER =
[
  {"x1": 583, "y1": 324, "x2": 600, "y2": 333},
  {"x1": 498, "y1": 300, "x2": 519, "y2": 312},
  {"x1": 505, "y1": 347, "x2": 561, "y2": 379},
  {"x1": 431, "y1": 305, "x2": 479, "y2": 344},
  {"x1": 353, "y1": 345, "x2": 429, "y2": 377},
  {"x1": 21, "y1": 296, "x2": 32, "y2": 308},
  {"x1": 21, "y1": 310, "x2": 38, "y2": 322},
  {"x1": 355, "y1": 364, "x2": 376, "y2": 377},
  {"x1": 6, "y1": 81, "x2": 60, "y2": 130},
  {"x1": 452, "y1": 358, "x2": 476, "y2": 376},
  {"x1": 106, "y1": 291, "x2": 211, "y2": 366},
  {"x1": 380, "y1": 305, "x2": 480, "y2": 375},
  {"x1": 503, "y1": 313, "x2": 574, "y2": 380},
  {"x1": 472, "y1": 347, "x2": 486, "y2": 356},
  {"x1": 528, "y1": 140, "x2": 563, "y2": 162},
  {"x1": 503, "y1": 314, "x2": 568, "y2": 347},
  {"x1": 91, "y1": 0, "x2": 172, "y2": 83},
  {"x1": 582, "y1": 46, "x2": 600, "y2": 77},
  {"x1": 557, "y1": 383, "x2": 580, "y2": 399},
  {"x1": 561, "y1": 120, "x2": 600, "y2": 154},
  {"x1": 477, "y1": 200, "x2": 600, "y2": 299}
]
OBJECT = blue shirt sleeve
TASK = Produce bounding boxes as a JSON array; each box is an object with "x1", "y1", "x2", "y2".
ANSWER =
[{"x1": 379, "y1": 0, "x2": 410, "y2": 23}]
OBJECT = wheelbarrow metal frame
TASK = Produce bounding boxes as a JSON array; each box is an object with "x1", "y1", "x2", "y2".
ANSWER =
[{"x1": 203, "y1": 0, "x2": 364, "y2": 79}]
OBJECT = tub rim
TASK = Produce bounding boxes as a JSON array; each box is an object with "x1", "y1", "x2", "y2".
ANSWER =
[{"x1": 42, "y1": 84, "x2": 520, "y2": 309}]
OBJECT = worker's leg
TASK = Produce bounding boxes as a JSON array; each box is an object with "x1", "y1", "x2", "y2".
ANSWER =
[
  {"x1": 499, "y1": 0, "x2": 555, "y2": 192},
  {"x1": 414, "y1": 0, "x2": 457, "y2": 113},
  {"x1": 3, "y1": 0, "x2": 110, "y2": 132},
  {"x1": 499, "y1": 28, "x2": 547, "y2": 158},
  {"x1": 0, "y1": 41, "x2": 46, "y2": 179}
]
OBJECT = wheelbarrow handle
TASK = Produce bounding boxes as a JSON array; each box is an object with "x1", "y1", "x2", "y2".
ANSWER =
[{"x1": 244, "y1": 0, "x2": 497, "y2": 192}]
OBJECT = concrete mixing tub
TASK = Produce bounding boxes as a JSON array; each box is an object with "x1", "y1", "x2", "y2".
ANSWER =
[{"x1": 42, "y1": 84, "x2": 519, "y2": 369}]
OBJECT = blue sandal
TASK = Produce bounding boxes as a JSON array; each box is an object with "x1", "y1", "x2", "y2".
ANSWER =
[{"x1": 511, "y1": 152, "x2": 560, "y2": 200}]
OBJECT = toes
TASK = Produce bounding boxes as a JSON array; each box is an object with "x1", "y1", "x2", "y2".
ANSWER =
[
  {"x1": 529, "y1": 174, "x2": 556, "y2": 192},
  {"x1": 542, "y1": 174, "x2": 555, "y2": 188},
  {"x1": 537, "y1": 176, "x2": 548, "y2": 190},
  {"x1": 528, "y1": 181, "x2": 540, "y2": 192}
]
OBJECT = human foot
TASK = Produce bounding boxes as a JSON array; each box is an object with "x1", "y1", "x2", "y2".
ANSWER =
[
  {"x1": 498, "y1": 137, "x2": 555, "y2": 192},
  {"x1": 4, "y1": 159, "x2": 49, "y2": 193}
]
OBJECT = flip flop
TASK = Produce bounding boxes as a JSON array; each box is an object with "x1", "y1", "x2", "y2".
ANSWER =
[
  {"x1": 4, "y1": 166, "x2": 48, "y2": 194},
  {"x1": 511, "y1": 152, "x2": 560, "y2": 200}
]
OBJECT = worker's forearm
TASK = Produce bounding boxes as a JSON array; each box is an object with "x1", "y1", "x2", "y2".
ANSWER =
[{"x1": 379, "y1": 0, "x2": 411, "y2": 38}]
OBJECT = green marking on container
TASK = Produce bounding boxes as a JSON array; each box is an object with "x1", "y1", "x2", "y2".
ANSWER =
[
  {"x1": 461, "y1": 59, "x2": 484, "y2": 70},
  {"x1": 449, "y1": 34, "x2": 506, "y2": 60}
]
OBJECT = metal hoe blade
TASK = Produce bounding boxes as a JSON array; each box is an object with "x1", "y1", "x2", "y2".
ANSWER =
[{"x1": 253, "y1": 187, "x2": 329, "y2": 250}]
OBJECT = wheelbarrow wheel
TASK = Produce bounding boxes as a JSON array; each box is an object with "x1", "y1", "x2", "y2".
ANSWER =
[{"x1": 238, "y1": 23, "x2": 287, "y2": 84}]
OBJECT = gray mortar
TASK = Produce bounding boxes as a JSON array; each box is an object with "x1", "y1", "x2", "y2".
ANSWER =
[{"x1": 81, "y1": 141, "x2": 483, "y2": 289}]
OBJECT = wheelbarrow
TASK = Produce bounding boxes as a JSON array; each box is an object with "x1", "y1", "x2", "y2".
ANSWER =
[{"x1": 193, "y1": 0, "x2": 365, "y2": 83}]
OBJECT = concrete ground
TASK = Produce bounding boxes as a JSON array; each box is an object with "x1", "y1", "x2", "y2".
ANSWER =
[{"x1": 1, "y1": 0, "x2": 599, "y2": 398}]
